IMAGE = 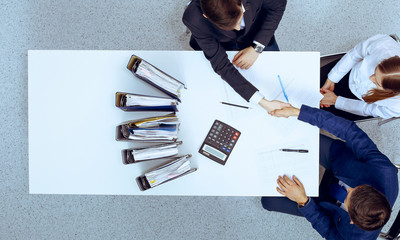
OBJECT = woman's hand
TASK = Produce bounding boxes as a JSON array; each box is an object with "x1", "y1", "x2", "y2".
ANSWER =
[
  {"x1": 321, "y1": 78, "x2": 335, "y2": 91},
  {"x1": 320, "y1": 89, "x2": 338, "y2": 107}
]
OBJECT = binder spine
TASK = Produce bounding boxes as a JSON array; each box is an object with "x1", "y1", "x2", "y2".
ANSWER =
[
  {"x1": 135, "y1": 154, "x2": 195, "y2": 191},
  {"x1": 127, "y1": 55, "x2": 184, "y2": 102}
]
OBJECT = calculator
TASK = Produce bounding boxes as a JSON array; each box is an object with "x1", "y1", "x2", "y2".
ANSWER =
[{"x1": 199, "y1": 120, "x2": 241, "y2": 165}]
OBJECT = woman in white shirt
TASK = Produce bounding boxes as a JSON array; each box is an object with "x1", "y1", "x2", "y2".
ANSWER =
[{"x1": 320, "y1": 34, "x2": 400, "y2": 121}]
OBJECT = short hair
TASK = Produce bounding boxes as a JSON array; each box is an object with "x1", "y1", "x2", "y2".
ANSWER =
[
  {"x1": 348, "y1": 185, "x2": 392, "y2": 231},
  {"x1": 200, "y1": 0, "x2": 242, "y2": 30}
]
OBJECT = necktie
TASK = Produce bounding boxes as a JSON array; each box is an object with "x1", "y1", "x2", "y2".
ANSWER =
[{"x1": 329, "y1": 183, "x2": 348, "y2": 203}]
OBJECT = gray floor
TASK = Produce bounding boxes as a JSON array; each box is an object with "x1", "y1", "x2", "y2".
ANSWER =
[{"x1": 1, "y1": 0, "x2": 400, "y2": 239}]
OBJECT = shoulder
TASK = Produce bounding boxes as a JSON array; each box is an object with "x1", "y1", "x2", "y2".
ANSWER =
[
  {"x1": 182, "y1": 0, "x2": 204, "y2": 26},
  {"x1": 364, "y1": 34, "x2": 400, "y2": 54}
]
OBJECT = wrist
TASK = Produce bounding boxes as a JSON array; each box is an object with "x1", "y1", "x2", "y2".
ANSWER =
[
  {"x1": 291, "y1": 108, "x2": 300, "y2": 117},
  {"x1": 251, "y1": 42, "x2": 264, "y2": 54},
  {"x1": 297, "y1": 197, "x2": 309, "y2": 207},
  {"x1": 333, "y1": 95, "x2": 338, "y2": 105}
]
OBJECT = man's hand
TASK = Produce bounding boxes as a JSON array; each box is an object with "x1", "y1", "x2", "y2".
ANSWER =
[
  {"x1": 259, "y1": 98, "x2": 291, "y2": 113},
  {"x1": 276, "y1": 175, "x2": 308, "y2": 204},
  {"x1": 232, "y1": 46, "x2": 259, "y2": 69},
  {"x1": 320, "y1": 89, "x2": 338, "y2": 108},
  {"x1": 270, "y1": 106, "x2": 300, "y2": 118},
  {"x1": 321, "y1": 78, "x2": 335, "y2": 92}
]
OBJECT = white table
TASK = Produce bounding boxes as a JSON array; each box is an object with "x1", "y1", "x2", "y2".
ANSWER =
[{"x1": 28, "y1": 50, "x2": 320, "y2": 196}]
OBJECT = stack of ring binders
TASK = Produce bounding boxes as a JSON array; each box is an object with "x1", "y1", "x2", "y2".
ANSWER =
[{"x1": 115, "y1": 55, "x2": 196, "y2": 191}]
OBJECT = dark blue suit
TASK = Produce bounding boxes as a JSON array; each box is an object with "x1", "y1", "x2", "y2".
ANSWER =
[{"x1": 264, "y1": 105, "x2": 398, "y2": 240}]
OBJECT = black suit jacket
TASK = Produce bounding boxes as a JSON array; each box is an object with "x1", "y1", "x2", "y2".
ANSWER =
[{"x1": 182, "y1": 0, "x2": 287, "y2": 101}]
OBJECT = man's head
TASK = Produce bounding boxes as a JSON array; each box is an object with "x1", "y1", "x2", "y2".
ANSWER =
[
  {"x1": 200, "y1": 0, "x2": 243, "y2": 31},
  {"x1": 345, "y1": 185, "x2": 391, "y2": 231}
]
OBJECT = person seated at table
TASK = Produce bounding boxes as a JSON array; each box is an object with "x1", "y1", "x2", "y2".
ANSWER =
[
  {"x1": 182, "y1": 0, "x2": 290, "y2": 113},
  {"x1": 262, "y1": 105, "x2": 398, "y2": 240},
  {"x1": 320, "y1": 34, "x2": 400, "y2": 121}
]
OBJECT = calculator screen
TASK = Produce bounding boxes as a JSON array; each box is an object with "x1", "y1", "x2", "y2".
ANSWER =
[{"x1": 202, "y1": 144, "x2": 227, "y2": 161}]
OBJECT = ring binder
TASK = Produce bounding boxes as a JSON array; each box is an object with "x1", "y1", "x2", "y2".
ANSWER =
[
  {"x1": 115, "y1": 92, "x2": 179, "y2": 112},
  {"x1": 127, "y1": 55, "x2": 186, "y2": 102},
  {"x1": 135, "y1": 154, "x2": 196, "y2": 191},
  {"x1": 116, "y1": 113, "x2": 180, "y2": 142},
  {"x1": 122, "y1": 141, "x2": 183, "y2": 164}
]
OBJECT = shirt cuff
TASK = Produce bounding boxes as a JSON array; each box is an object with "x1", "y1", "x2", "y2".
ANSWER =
[
  {"x1": 249, "y1": 91, "x2": 264, "y2": 105},
  {"x1": 334, "y1": 96, "x2": 346, "y2": 110},
  {"x1": 327, "y1": 71, "x2": 342, "y2": 83}
]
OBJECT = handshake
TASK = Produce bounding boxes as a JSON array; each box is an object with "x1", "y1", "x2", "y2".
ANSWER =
[{"x1": 259, "y1": 98, "x2": 300, "y2": 118}]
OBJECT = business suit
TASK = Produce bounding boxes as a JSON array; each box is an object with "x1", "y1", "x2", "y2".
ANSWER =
[
  {"x1": 182, "y1": 0, "x2": 287, "y2": 101},
  {"x1": 262, "y1": 105, "x2": 399, "y2": 240}
]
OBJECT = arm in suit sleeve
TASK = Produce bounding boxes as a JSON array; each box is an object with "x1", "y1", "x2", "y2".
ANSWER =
[
  {"x1": 253, "y1": 0, "x2": 287, "y2": 46},
  {"x1": 182, "y1": 11, "x2": 259, "y2": 101},
  {"x1": 298, "y1": 199, "x2": 344, "y2": 240},
  {"x1": 297, "y1": 105, "x2": 383, "y2": 162}
]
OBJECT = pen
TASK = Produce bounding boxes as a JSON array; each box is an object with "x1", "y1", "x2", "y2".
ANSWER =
[
  {"x1": 220, "y1": 102, "x2": 250, "y2": 109},
  {"x1": 280, "y1": 149, "x2": 309, "y2": 153},
  {"x1": 278, "y1": 75, "x2": 289, "y2": 103}
]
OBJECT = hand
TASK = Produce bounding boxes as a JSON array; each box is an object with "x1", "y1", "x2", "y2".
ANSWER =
[
  {"x1": 232, "y1": 47, "x2": 259, "y2": 69},
  {"x1": 276, "y1": 175, "x2": 308, "y2": 204},
  {"x1": 321, "y1": 78, "x2": 335, "y2": 92},
  {"x1": 259, "y1": 99, "x2": 291, "y2": 113},
  {"x1": 320, "y1": 89, "x2": 338, "y2": 108},
  {"x1": 270, "y1": 106, "x2": 300, "y2": 118}
]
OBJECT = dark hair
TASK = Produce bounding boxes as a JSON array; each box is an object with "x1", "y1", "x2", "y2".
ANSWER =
[
  {"x1": 200, "y1": 0, "x2": 242, "y2": 30},
  {"x1": 348, "y1": 185, "x2": 391, "y2": 231},
  {"x1": 363, "y1": 56, "x2": 400, "y2": 103}
]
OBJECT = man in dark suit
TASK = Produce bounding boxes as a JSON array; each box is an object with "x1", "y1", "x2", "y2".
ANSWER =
[
  {"x1": 261, "y1": 105, "x2": 399, "y2": 240},
  {"x1": 182, "y1": 0, "x2": 289, "y2": 113}
]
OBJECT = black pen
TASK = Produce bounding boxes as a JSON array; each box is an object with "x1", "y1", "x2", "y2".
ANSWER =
[
  {"x1": 280, "y1": 149, "x2": 309, "y2": 153},
  {"x1": 220, "y1": 101, "x2": 250, "y2": 109}
]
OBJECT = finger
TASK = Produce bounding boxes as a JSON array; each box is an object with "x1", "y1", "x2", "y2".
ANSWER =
[
  {"x1": 324, "y1": 104, "x2": 330, "y2": 108},
  {"x1": 232, "y1": 51, "x2": 243, "y2": 63},
  {"x1": 276, "y1": 187, "x2": 286, "y2": 196},
  {"x1": 277, "y1": 177, "x2": 287, "y2": 189},
  {"x1": 278, "y1": 176, "x2": 289, "y2": 187},
  {"x1": 283, "y1": 175, "x2": 293, "y2": 186},
  {"x1": 293, "y1": 175, "x2": 303, "y2": 188}
]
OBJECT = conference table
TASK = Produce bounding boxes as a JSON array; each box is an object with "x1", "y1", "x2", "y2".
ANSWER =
[{"x1": 28, "y1": 50, "x2": 320, "y2": 196}]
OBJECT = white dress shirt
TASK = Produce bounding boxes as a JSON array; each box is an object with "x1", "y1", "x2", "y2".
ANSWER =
[
  {"x1": 240, "y1": 4, "x2": 266, "y2": 105},
  {"x1": 328, "y1": 34, "x2": 400, "y2": 118}
]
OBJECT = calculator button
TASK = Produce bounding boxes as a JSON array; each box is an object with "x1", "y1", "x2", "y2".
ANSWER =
[
  {"x1": 235, "y1": 132, "x2": 239, "y2": 136},
  {"x1": 233, "y1": 136, "x2": 237, "y2": 140},
  {"x1": 222, "y1": 147, "x2": 226, "y2": 151},
  {"x1": 227, "y1": 149, "x2": 230, "y2": 153}
]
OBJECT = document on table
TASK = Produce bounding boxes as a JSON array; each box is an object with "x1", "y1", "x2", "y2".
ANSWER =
[{"x1": 255, "y1": 142, "x2": 314, "y2": 181}]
